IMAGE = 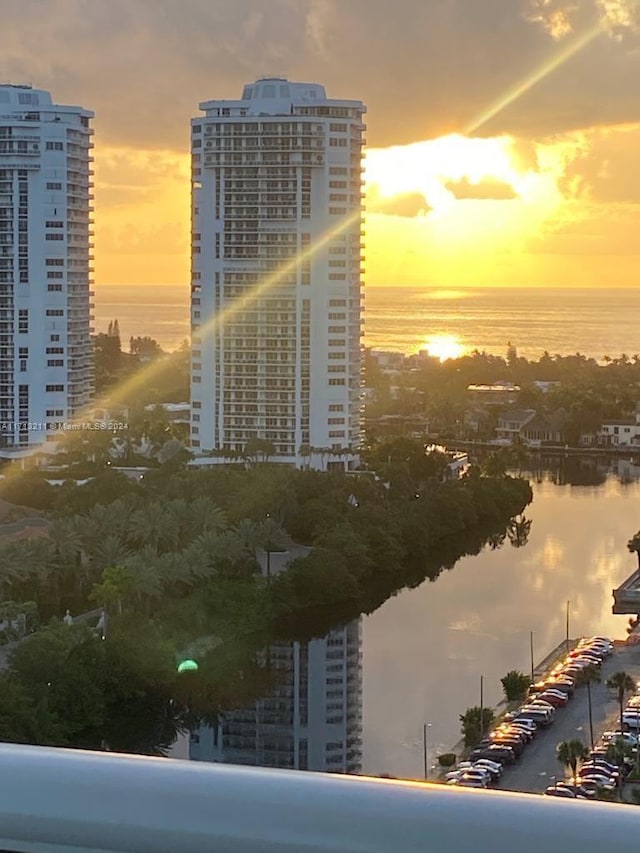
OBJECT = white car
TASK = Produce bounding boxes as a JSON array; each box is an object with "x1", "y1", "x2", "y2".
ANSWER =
[
  {"x1": 457, "y1": 759, "x2": 502, "y2": 778},
  {"x1": 455, "y1": 777, "x2": 488, "y2": 788},
  {"x1": 471, "y1": 759, "x2": 503, "y2": 776},
  {"x1": 601, "y1": 731, "x2": 638, "y2": 747},
  {"x1": 622, "y1": 712, "x2": 640, "y2": 729},
  {"x1": 457, "y1": 769, "x2": 491, "y2": 784},
  {"x1": 577, "y1": 772, "x2": 616, "y2": 791}
]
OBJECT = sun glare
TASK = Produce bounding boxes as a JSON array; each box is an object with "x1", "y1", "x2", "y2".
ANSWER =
[
  {"x1": 365, "y1": 134, "x2": 525, "y2": 211},
  {"x1": 422, "y1": 335, "x2": 466, "y2": 362}
]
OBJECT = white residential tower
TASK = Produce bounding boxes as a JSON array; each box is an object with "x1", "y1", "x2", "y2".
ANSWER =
[
  {"x1": 190, "y1": 78, "x2": 366, "y2": 470},
  {"x1": 0, "y1": 84, "x2": 94, "y2": 455}
]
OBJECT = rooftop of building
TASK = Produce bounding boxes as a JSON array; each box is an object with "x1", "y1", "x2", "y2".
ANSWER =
[
  {"x1": 0, "y1": 83, "x2": 92, "y2": 117},
  {"x1": 497, "y1": 408, "x2": 537, "y2": 424},
  {"x1": 199, "y1": 76, "x2": 365, "y2": 116},
  {"x1": 0, "y1": 84, "x2": 53, "y2": 107}
]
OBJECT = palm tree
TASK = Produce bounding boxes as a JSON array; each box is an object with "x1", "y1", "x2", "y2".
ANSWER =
[
  {"x1": 187, "y1": 497, "x2": 227, "y2": 541},
  {"x1": 89, "y1": 564, "x2": 135, "y2": 617},
  {"x1": 556, "y1": 739, "x2": 589, "y2": 788},
  {"x1": 576, "y1": 664, "x2": 600, "y2": 749},
  {"x1": 606, "y1": 671, "x2": 637, "y2": 736}
]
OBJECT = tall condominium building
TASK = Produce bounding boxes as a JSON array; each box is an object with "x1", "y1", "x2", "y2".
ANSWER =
[
  {"x1": 190, "y1": 78, "x2": 366, "y2": 470},
  {"x1": 0, "y1": 85, "x2": 94, "y2": 455},
  {"x1": 189, "y1": 620, "x2": 363, "y2": 774}
]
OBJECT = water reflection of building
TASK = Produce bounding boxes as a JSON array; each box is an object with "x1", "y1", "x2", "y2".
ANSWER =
[{"x1": 189, "y1": 620, "x2": 363, "y2": 774}]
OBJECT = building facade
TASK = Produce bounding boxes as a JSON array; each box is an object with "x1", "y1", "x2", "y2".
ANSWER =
[
  {"x1": 0, "y1": 85, "x2": 94, "y2": 455},
  {"x1": 189, "y1": 620, "x2": 363, "y2": 774},
  {"x1": 189, "y1": 78, "x2": 366, "y2": 470}
]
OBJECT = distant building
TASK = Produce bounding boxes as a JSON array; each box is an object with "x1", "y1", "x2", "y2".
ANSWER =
[
  {"x1": 144, "y1": 402, "x2": 190, "y2": 425},
  {"x1": 520, "y1": 411, "x2": 568, "y2": 446},
  {"x1": 532, "y1": 381, "x2": 561, "y2": 394},
  {"x1": 598, "y1": 415, "x2": 640, "y2": 447},
  {"x1": 495, "y1": 409, "x2": 536, "y2": 442},
  {"x1": 190, "y1": 620, "x2": 362, "y2": 774},
  {"x1": 468, "y1": 383, "x2": 520, "y2": 406},
  {"x1": 189, "y1": 77, "x2": 366, "y2": 471},
  {"x1": 368, "y1": 349, "x2": 406, "y2": 373},
  {"x1": 0, "y1": 84, "x2": 94, "y2": 457}
]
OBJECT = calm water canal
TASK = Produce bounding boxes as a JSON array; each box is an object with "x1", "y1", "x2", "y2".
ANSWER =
[{"x1": 362, "y1": 470, "x2": 640, "y2": 778}]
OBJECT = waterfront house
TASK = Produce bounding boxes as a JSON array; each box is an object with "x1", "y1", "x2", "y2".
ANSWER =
[
  {"x1": 520, "y1": 411, "x2": 568, "y2": 447},
  {"x1": 495, "y1": 409, "x2": 536, "y2": 443},
  {"x1": 597, "y1": 416, "x2": 640, "y2": 447}
]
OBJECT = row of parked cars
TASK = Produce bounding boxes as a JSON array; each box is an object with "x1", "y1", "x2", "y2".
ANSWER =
[
  {"x1": 446, "y1": 636, "x2": 614, "y2": 790},
  {"x1": 541, "y1": 637, "x2": 636, "y2": 800}
]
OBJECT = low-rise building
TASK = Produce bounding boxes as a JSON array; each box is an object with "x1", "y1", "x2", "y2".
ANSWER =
[
  {"x1": 144, "y1": 402, "x2": 190, "y2": 425},
  {"x1": 597, "y1": 417, "x2": 640, "y2": 447},
  {"x1": 467, "y1": 382, "x2": 520, "y2": 406},
  {"x1": 495, "y1": 409, "x2": 536, "y2": 442},
  {"x1": 520, "y1": 412, "x2": 568, "y2": 446}
]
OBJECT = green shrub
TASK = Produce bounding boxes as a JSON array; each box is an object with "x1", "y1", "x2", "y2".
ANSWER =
[{"x1": 437, "y1": 753, "x2": 457, "y2": 768}]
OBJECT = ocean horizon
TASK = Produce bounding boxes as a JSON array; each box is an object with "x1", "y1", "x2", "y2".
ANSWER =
[{"x1": 93, "y1": 284, "x2": 640, "y2": 362}]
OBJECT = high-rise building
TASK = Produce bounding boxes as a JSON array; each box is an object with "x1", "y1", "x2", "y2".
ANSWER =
[
  {"x1": 189, "y1": 78, "x2": 366, "y2": 471},
  {"x1": 189, "y1": 620, "x2": 363, "y2": 774},
  {"x1": 0, "y1": 84, "x2": 94, "y2": 455}
]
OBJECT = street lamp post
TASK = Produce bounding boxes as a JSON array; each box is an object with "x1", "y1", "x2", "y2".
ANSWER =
[
  {"x1": 530, "y1": 630, "x2": 535, "y2": 685},
  {"x1": 423, "y1": 723, "x2": 432, "y2": 780},
  {"x1": 265, "y1": 513, "x2": 271, "y2": 582}
]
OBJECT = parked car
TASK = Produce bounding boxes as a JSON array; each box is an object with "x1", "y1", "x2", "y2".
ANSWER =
[
  {"x1": 497, "y1": 723, "x2": 534, "y2": 741},
  {"x1": 494, "y1": 724, "x2": 532, "y2": 741},
  {"x1": 544, "y1": 786, "x2": 576, "y2": 798},
  {"x1": 483, "y1": 737, "x2": 525, "y2": 758},
  {"x1": 456, "y1": 777, "x2": 488, "y2": 788},
  {"x1": 601, "y1": 731, "x2": 638, "y2": 747},
  {"x1": 538, "y1": 690, "x2": 568, "y2": 707},
  {"x1": 555, "y1": 782, "x2": 596, "y2": 799},
  {"x1": 468, "y1": 759, "x2": 503, "y2": 777},
  {"x1": 577, "y1": 772, "x2": 616, "y2": 791},
  {"x1": 576, "y1": 778, "x2": 614, "y2": 796},
  {"x1": 469, "y1": 745, "x2": 516, "y2": 764},
  {"x1": 579, "y1": 765, "x2": 618, "y2": 781},
  {"x1": 581, "y1": 762, "x2": 619, "y2": 780},
  {"x1": 622, "y1": 711, "x2": 640, "y2": 730},
  {"x1": 454, "y1": 762, "x2": 499, "y2": 781},
  {"x1": 517, "y1": 706, "x2": 554, "y2": 725},
  {"x1": 589, "y1": 750, "x2": 634, "y2": 773},
  {"x1": 527, "y1": 698, "x2": 555, "y2": 711},
  {"x1": 545, "y1": 680, "x2": 575, "y2": 697}
]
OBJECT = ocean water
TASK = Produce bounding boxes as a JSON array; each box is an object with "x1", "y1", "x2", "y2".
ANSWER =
[{"x1": 93, "y1": 284, "x2": 640, "y2": 361}]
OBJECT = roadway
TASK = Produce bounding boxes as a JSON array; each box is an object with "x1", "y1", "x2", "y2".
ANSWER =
[{"x1": 499, "y1": 643, "x2": 640, "y2": 793}]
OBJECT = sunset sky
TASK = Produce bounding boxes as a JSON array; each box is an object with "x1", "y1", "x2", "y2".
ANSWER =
[{"x1": 3, "y1": 0, "x2": 640, "y2": 287}]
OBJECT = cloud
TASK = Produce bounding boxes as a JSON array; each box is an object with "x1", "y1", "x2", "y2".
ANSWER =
[
  {"x1": 444, "y1": 177, "x2": 518, "y2": 200},
  {"x1": 371, "y1": 192, "x2": 432, "y2": 218},
  {"x1": 525, "y1": 0, "x2": 579, "y2": 40},
  {"x1": 1, "y1": 0, "x2": 640, "y2": 152}
]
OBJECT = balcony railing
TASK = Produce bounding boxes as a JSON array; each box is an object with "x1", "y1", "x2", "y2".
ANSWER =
[{"x1": 0, "y1": 744, "x2": 637, "y2": 853}]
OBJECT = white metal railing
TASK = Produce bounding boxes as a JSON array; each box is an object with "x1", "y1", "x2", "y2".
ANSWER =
[{"x1": 0, "y1": 744, "x2": 638, "y2": 852}]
